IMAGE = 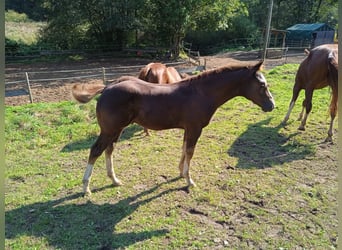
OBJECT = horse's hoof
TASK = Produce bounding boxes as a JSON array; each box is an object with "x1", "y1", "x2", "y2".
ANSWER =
[
  {"x1": 83, "y1": 190, "x2": 92, "y2": 197},
  {"x1": 298, "y1": 126, "x2": 305, "y2": 131},
  {"x1": 113, "y1": 179, "x2": 123, "y2": 186},
  {"x1": 324, "y1": 137, "x2": 333, "y2": 143},
  {"x1": 188, "y1": 179, "x2": 196, "y2": 188}
]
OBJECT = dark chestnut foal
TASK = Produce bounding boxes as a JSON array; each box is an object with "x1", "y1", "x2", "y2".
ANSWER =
[{"x1": 72, "y1": 61, "x2": 275, "y2": 195}]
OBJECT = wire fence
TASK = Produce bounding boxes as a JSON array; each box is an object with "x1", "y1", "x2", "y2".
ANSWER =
[
  {"x1": 5, "y1": 61, "x2": 190, "y2": 103},
  {"x1": 5, "y1": 45, "x2": 307, "y2": 104}
]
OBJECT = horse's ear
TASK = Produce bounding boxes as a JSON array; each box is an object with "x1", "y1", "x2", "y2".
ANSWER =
[{"x1": 254, "y1": 61, "x2": 264, "y2": 71}]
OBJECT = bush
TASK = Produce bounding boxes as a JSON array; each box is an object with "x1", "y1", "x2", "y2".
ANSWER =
[{"x1": 5, "y1": 10, "x2": 31, "y2": 22}]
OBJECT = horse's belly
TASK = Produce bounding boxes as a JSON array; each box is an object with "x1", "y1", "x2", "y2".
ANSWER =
[{"x1": 134, "y1": 109, "x2": 183, "y2": 130}]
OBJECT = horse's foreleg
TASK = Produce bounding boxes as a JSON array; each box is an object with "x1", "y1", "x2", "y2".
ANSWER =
[
  {"x1": 181, "y1": 129, "x2": 202, "y2": 187},
  {"x1": 105, "y1": 142, "x2": 122, "y2": 187}
]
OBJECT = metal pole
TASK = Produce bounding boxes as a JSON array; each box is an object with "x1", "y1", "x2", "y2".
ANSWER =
[
  {"x1": 102, "y1": 67, "x2": 106, "y2": 84},
  {"x1": 25, "y1": 72, "x2": 34, "y2": 103},
  {"x1": 262, "y1": 0, "x2": 274, "y2": 61}
]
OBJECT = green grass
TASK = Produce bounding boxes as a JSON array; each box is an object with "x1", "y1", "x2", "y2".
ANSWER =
[{"x1": 5, "y1": 64, "x2": 337, "y2": 249}]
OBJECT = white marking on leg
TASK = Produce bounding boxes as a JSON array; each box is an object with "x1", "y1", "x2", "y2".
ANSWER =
[
  {"x1": 299, "y1": 113, "x2": 308, "y2": 130},
  {"x1": 105, "y1": 153, "x2": 122, "y2": 186},
  {"x1": 182, "y1": 161, "x2": 189, "y2": 178},
  {"x1": 183, "y1": 157, "x2": 196, "y2": 187},
  {"x1": 83, "y1": 164, "x2": 93, "y2": 194},
  {"x1": 283, "y1": 102, "x2": 295, "y2": 123}
]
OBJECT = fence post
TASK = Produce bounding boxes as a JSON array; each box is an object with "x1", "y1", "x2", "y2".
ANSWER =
[
  {"x1": 25, "y1": 72, "x2": 34, "y2": 103},
  {"x1": 102, "y1": 67, "x2": 106, "y2": 84}
]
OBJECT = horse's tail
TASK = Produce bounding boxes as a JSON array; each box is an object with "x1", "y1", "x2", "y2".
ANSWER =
[{"x1": 72, "y1": 83, "x2": 106, "y2": 103}]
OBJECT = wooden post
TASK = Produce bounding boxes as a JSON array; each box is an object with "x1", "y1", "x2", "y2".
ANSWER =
[
  {"x1": 25, "y1": 72, "x2": 33, "y2": 103},
  {"x1": 102, "y1": 67, "x2": 106, "y2": 84}
]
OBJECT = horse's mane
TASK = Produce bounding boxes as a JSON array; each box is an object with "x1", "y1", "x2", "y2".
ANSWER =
[{"x1": 184, "y1": 60, "x2": 262, "y2": 84}]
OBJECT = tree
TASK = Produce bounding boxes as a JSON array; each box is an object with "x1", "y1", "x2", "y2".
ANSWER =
[
  {"x1": 245, "y1": 0, "x2": 338, "y2": 30},
  {"x1": 40, "y1": 0, "x2": 145, "y2": 49},
  {"x1": 141, "y1": 0, "x2": 247, "y2": 56}
]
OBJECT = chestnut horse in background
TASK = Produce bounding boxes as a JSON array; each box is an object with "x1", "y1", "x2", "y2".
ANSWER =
[
  {"x1": 138, "y1": 62, "x2": 182, "y2": 84},
  {"x1": 138, "y1": 62, "x2": 183, "y2": 135},
  {"x1": 282, "y1": 44, "x2": 338, "y2": 142},
  {"x1": 72, "y1": 61, "x2": 275, "y2": 195}
]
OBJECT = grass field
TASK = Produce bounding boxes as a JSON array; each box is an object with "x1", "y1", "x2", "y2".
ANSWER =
[{"x1": 5, "y1": 64, "x2": 338, "y2": 249}]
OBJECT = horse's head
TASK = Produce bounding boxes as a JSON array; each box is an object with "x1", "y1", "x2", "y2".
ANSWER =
[{"x1": 242, "y1": 61, "x2": 275, "y2": 112}]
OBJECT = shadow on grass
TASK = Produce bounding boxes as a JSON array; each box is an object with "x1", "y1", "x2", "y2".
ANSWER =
[
  {"x1": 6, "y1": 177, "x2": 183, "y2": 249},
  {"x1": 61, "y1": 124, "x2": 144, "y2": 152},
  {"x1": 227, "y1": 118, "x2": 315, "y2": 169}
]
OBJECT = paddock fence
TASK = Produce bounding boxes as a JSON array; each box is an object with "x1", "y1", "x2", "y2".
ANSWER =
[{"x1": 5, "y1": 61, "x2": 198, "y2": 104}]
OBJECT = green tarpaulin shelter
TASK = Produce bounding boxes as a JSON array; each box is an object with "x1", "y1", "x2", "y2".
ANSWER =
[{"x1": 286, "y1": 23, "x2": 335, "y2": 47}]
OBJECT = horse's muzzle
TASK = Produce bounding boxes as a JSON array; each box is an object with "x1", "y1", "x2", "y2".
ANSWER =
[{"x1": 262, "y1": 101, "x2": 275, "y2": 112}]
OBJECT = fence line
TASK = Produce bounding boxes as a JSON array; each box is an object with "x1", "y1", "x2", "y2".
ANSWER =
[
  {"x1": 5, "y1": 61, "x2": 190, "y2": 103},
  {"x1": 5, "y1": 61, "x2": 186, "y2": 85}
]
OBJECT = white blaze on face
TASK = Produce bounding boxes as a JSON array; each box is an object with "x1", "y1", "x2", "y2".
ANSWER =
[{"x1": 256, "y1": 71, "x2": 275, "y2": 105}]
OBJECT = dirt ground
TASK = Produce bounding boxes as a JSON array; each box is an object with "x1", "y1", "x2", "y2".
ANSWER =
[{"x1": 5, "y1": 51, "x2": 306, "y2": 106}]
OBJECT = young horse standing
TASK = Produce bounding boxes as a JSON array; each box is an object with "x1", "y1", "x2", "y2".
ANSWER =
[
  {"x1": 138, "y1": 62, "x2": 183, "y2": 135},
  {"x1": 72, "y1": 61, "x2": 275, "y2": 195},
  {"x1": 282, "y1": 44, "x2": 338, "y2": 142}
]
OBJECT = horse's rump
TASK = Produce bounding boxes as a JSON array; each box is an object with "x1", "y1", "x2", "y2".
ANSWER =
[
  {"x1": 166, "y1": 67, "x2": 182, "y2": 83},
  {"x1": 138, "y1": 62, "x2": 167, "y2": 83}
]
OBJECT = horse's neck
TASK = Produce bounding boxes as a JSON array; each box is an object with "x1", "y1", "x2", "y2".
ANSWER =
[{"x1": 196, "y1": 69, "x2": 244, "y2": 106}]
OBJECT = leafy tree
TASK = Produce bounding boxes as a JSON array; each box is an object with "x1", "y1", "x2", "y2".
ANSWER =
[
  {"x1": 40, "y1": 0, "x2": 145, "y2": 49},
  {"x1": 246, "y1": 0, "x2": 338, "y2": 30},
  {"x1": 9, "y1": 0, "x2": 338, "y2": 55}
]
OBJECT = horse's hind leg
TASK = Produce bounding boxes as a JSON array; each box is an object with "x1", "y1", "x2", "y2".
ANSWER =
[
  {"x1": 283, "y1": 85, "x2": 301, "y2": 124},
  {"x1": 83, "y1": 132, "x2": 118, "y2": 195},
  {"x1": 179, "y1": 128, "x2": 202, "y2": 188},
  {"x1": 105, "y1": 130, "x2": 123, "y2": 186},
  {"x1": 298, "y1": 89, "x2": 313, "y2": 131},
  {"x1": 325, "y1": 86, "x2": 338, "y2": 142}
]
